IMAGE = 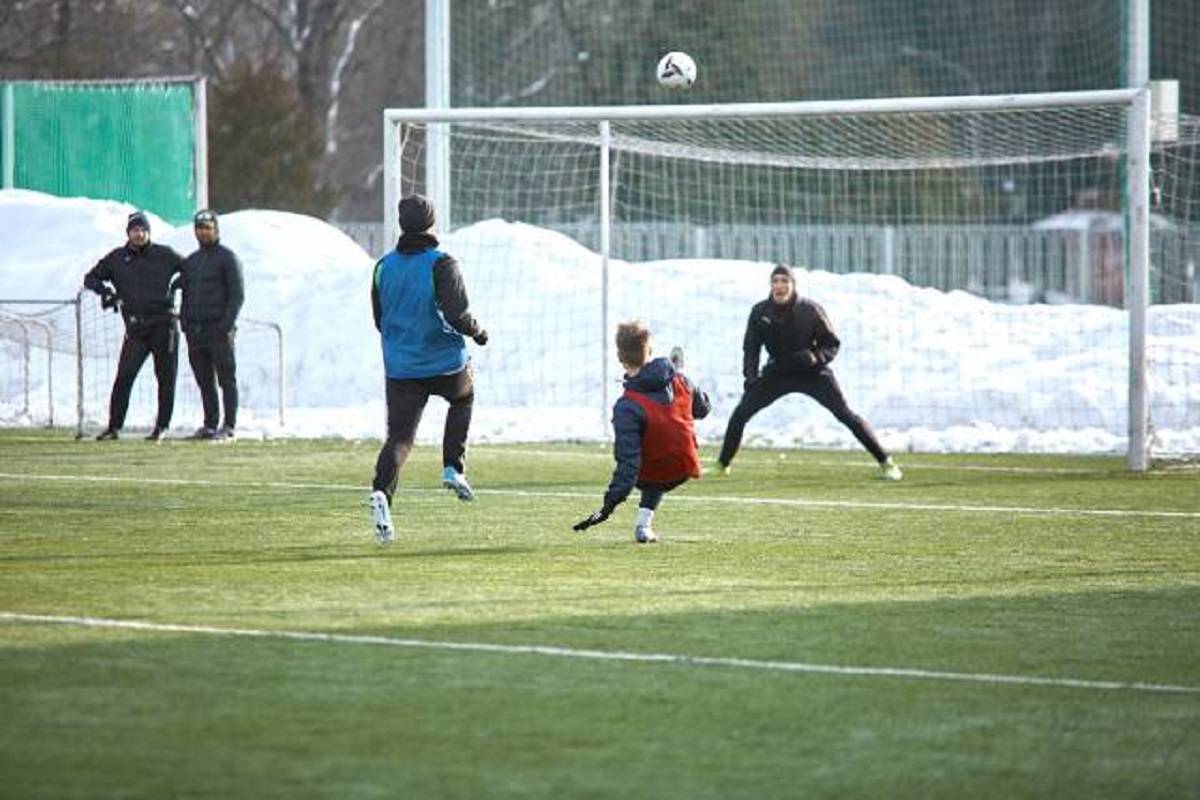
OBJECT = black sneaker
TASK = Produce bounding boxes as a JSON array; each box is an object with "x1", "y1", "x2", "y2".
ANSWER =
[
  {"x1": 216, "y1": 426, "x2": 235, "y2": 441},
  {"x1": 145, "y1": 426, "x2": 167, "y2": 441},
  {"x1": 189, "y1": 426, "x2": 218, "y2": 440},
  {"x1": 95, "y1": 427, "x2": 119, "y2": 441}
]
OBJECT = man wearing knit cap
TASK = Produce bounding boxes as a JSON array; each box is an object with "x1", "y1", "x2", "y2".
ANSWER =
[
  {"x1": 367, "y1": 194, "x2": 489, "y2": 544},
  {"x1": 83, "y1": 210, "x2": 184, "y2": 441},
  {"x1": 178, "y1": 208, "x2": 244, "y2": 441},
  {"x1": 716, "y1": 263, "x2": 902, "y2": 480}
]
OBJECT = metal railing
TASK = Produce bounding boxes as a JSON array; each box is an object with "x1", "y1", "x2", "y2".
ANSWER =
[{"x1": 335, "y1": 220, "x2": 1200, "y2": 305}]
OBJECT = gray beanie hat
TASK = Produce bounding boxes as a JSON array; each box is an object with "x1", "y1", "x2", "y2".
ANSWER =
[{"x1": 398, "y1": 194, "x2": 436, "y2": 233}]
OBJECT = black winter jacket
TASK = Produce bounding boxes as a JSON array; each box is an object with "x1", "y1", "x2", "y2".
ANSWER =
[
  {"x1": 742, "y1": 295, "x2": 840, "y2": 381},
  {"x1": 602, "y1": 357, "x2": 711, "y2": 510},
  {"x1": 178, "y1": 240, "x2": 245, "y2": 333},
  {"x1": 83, "y1": 242, "x2": 182, "y2": 322},
  {"x1": 370, "y1": 231, "x2": 484, "y2": 339}
]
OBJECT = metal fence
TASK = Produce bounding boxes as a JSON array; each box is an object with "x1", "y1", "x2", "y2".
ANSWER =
[{"x1": 335, "y1": 221, "x2": 1199, "y2": 305}]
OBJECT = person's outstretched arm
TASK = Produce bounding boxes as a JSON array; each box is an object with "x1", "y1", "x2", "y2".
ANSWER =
[{"x1": 433, "y1": 255, "x2": 487, "y2": 343}]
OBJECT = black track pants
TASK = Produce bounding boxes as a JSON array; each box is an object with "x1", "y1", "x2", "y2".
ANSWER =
[
  {"x1": 186, "y1": 327, "x2": 238, "y2": 430},
  {"x1": 373, "y1": 367, "x2": 475, "y2": 499},
  {"x1": 108, "y1": 321, "x2": 178, "y2": 430},
  {"x1": 718, "y1": 369, "x2": 888, "y2": 466}
]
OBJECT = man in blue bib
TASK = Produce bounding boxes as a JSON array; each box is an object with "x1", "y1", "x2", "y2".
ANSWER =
[{"x1": 368, "y1": 194, "x2": 489, "y2": 544}]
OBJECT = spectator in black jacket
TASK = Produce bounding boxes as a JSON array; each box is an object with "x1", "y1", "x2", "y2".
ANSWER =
[
  {"x1": 83, "y1": 211, "x2": 183, "y2": 441},
  {"x1": 717, "y1": 264, "x2": 902, "y2": 480},
  {"x1": 177, "y1": 209, "x2": 244, "y2": 440}
]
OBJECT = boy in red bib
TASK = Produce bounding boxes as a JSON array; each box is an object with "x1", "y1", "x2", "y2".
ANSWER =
[{"x1": 573, "y1": 321, "x2": 711, "y2": 543}]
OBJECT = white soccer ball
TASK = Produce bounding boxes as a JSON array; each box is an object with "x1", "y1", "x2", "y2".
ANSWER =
[{"x1": 657, "y1": 51, "x2": 697, "y2": 90}]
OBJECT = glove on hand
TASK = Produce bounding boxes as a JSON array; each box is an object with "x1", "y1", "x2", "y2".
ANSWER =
[
  {"x1": 743, "y1": 375, "x2": 760, "y2": 391},
  {"x1": 101, "y1": 292, "x2": 121, "y2": 313},
  {"x1": 472, "y1": 329, "x2": 489, "y2": 346},
  {"x1": 572, "y1": 506, "x2": 612, "y2": 531},
  {"x1": 798, "y1": 350, "x2": 820, "y2": 368}
]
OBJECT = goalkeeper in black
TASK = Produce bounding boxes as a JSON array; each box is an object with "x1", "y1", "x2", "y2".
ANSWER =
[
  {"x1": 716, "y1": 263, "x2": 902, "y2": 480},
  {"x1": 83, "y1": 210, "x2": 184, "y2": 441}
]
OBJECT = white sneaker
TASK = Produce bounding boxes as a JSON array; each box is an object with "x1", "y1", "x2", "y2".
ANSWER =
[
  {"x1": 879, "y1": 458, "x2": 903, "y2": 481},
  {"x1": 369, "y1": 490, "x2": 394, "y2": 544},
  {"x1": 635, "y1": 526, "x2": 658, "y2": 544},
  {"x1": 441, "y1": 466, "x2": 475, "y2": 502}
]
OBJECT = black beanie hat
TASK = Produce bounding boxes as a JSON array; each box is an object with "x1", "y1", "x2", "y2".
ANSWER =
[
  {"x1": 398, "y1": 194, "x2": 436, "y2": 233},
  {"x1": 194, "y1": 208, "x2": 218, "y2": 228},
  {"x1": 771, "y1": 263, "x2": 794, "y2": 282},
  {"x1": 126, "y1": 211, "x2": 150, "y2": 232}
]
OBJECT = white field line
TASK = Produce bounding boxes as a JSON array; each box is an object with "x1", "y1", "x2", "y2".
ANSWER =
[
  {"x1": 476, "y1": 448, "x2": 1114, "y2": 475},
  {"x1": 1, "y1": 471, "x2": 1197, "y2": 520},
  {"x1": 2, "y1": 612, "x2": 1197, "y2": 696}
]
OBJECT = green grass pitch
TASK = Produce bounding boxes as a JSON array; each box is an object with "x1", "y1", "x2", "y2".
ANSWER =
[{"x1": 1, "y1": 429, "x2": 1197, "y2": 798}]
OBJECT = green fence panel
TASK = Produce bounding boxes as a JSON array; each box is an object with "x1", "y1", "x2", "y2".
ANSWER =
[{"x1": 10, "y1": 80, "x2": 197, "y2": 224}]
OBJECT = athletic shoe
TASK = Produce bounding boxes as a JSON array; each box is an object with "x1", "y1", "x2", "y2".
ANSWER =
[
  {"x1": 95, "y1": 427, "x2": 119, "y2": 441},
  {"x1": 635, "y1": 525, "x2": 659, "y2": 544},
  {"x1": 369, "y1": 490, "x2": 394, "y2": 545},
  {"x1": 189, "y1": 426, "x2": 218, "y2": 440},
  {"x1": 144, "y1": 426, "x2": 167, "y2": 441},
  {"x1": 879, "y1": 457, "x2": 903, "y2": 481},
  {"x1": 216, "y1": 426, "x2": 235, "y2": 441},
  {"x1": 441, "y1": 466, "x2": 475, "y2": 502},
  {"x1": 715, "y1": 461, "x2": 731, "y2": 476}
]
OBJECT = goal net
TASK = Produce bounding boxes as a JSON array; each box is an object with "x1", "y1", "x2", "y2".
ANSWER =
[
  {"x1": 0, "y1": 295, "x2": 285, "y2": 437},
  {"x1": 384, "y1": 91, "x2": 1200, "y2": 468}
]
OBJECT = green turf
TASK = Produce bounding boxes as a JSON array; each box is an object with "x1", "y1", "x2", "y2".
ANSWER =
[{"x1": 1, "y1": 429, "x2": 1197, "y2": 799}]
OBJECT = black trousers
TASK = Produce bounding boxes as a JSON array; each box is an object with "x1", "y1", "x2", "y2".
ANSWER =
[
  {"x1": 372, "y1": 367, "x2": 475, "y2": 499},
  {"x1": 718, "y1": 368, "x2": 888, "y2": 466},
  {"x1": 108, "y1": 320, "x2": 178, "y2": 430},
  {"x1": 186, "y1": 327, "x2": 238, "y2": 430}
]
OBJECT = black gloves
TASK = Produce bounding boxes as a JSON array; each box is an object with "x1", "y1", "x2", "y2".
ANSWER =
[
  {"x1": 572, "y1": 506, "x2": 613, "y2": 531},
  {"x1": 472, "y1": 329, "x2": 489, "y2": 346},
  {"x1": 100, "y1": 291, "x2": 121, "y2": 313},
  {"x1": 798, "y1": 350, "x2": 820, "y2": 369},
  {"x1": 743, "y1": 374, "x2": 759, "y2": 391}
]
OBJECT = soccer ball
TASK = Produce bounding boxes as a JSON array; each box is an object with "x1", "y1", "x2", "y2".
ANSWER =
[{"x1": 657, "y1": 51, "x2": 697, "y2": 90}]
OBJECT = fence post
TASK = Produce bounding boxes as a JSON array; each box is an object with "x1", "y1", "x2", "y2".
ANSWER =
[{"x1": 75, "y1": 292, "x2": 84, "y2": 439}]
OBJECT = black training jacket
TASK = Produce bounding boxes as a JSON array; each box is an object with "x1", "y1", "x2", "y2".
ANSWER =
[
  {"x1": 178, "y1": 240, "x2": 245, "y2": 333},
  {"x1": 83, "y1": 242, "x2": 183, "y2": 320},
  {"x1": 742, "y1": 295, "x2": 841, "y2": 380},
  {"x1": 370, "y1": 231, "x2": 483, "y2": 339}
]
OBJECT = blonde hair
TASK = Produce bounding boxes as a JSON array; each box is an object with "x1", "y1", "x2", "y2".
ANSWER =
[{"x1": 615, "y1": 320, "x2": 652, "y2": 369}]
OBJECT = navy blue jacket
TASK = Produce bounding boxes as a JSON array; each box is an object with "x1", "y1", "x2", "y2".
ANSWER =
[{"x1": 603, "y1": 357, "x2": 711, "y2": 510}]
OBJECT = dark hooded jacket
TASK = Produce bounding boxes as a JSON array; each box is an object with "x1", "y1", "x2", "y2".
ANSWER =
[
  {"x1": 742, "y1": 294, "x2": 840, "y2": 381},
  {"x1": 602, "y1": 357, "x2": 711, "y2": 510}
]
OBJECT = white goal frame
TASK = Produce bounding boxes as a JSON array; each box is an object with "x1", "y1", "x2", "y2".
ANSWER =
[{"x1": 383, "y1": 89, "x2": 1152, "y2": 470}]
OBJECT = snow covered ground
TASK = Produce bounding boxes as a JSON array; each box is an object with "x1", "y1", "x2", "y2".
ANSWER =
[{"x1": 1, "y1": 189, "x2": 1197, "y2": 455}]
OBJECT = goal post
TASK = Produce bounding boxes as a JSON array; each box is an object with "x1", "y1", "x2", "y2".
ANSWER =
[{"x1": 380, "y1": 89, "x2": 1183, "y2": 470}]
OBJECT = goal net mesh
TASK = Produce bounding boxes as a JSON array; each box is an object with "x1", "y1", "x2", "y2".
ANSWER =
[
  {"x1": 390, "y1": 101, "x2": 1199, "y2": 458},
  {"x1": 0, "y1": 297, "x2": 284, "y2": 436}
]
